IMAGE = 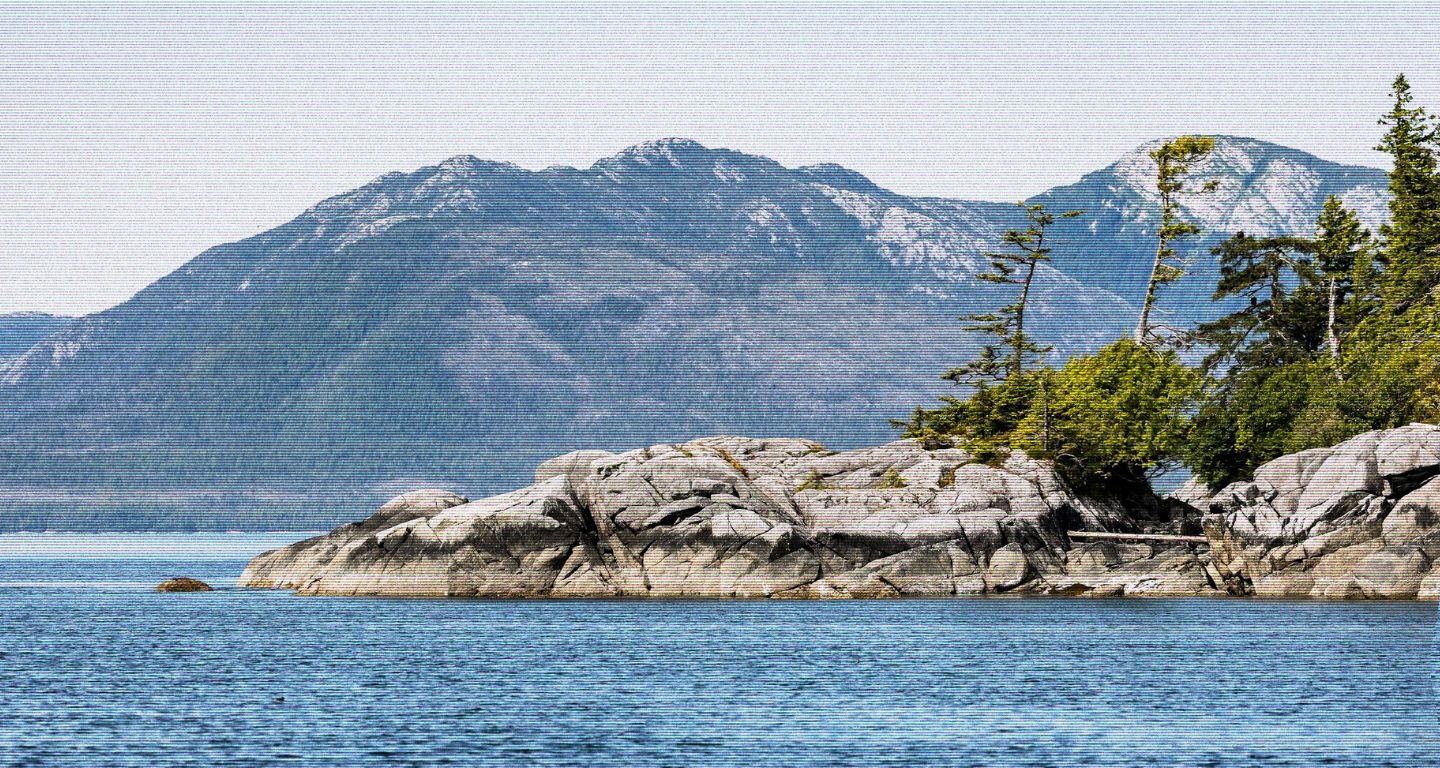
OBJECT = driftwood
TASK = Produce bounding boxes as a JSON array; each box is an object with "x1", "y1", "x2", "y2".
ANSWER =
[{"x1": 1067, "y1": 531, "x2": 1208, "y2": 544}]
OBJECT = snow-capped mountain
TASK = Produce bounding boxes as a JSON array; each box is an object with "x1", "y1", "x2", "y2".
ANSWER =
[
  {"x1": 1105, "y1": 136, "x2": 1386, "y2": 234},
  {"x1": 0, "y1": 137, "x2": 1388, "y2": 529},
  {"x1": 1032, "y1": 136, "x2": 1389, "y2": 316}
]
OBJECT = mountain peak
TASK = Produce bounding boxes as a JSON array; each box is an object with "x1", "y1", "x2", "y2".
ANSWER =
[
  {"x1": 1074, "y1": 134, "x2": 1391, "y2": 235},
  {"x1": 431, "y1": 155, "x2": 524, "y2": 176},
  {"x1": 436, "y1": 154, "x2": 484, "y2": 171},
  {"x1": 595, "y1": 138, "x2": 719, "y2": 171},
  {"x1": 1, "y1": 133, "x2": 1393, "y2": 526},
  {"x1": 1110, "y1": 134, "x2": 1379, "y2": 179},
  {"x1": 615, "y1": 137, "x2": 709, "y2": 158},
  {"x1": 592, "y1": 138, "x2": 787, "y2": 182}
]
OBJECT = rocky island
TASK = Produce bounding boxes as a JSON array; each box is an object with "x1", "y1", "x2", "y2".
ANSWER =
[{"x1": 240, "y1": 424, "x2": 1440, "y2": 600}]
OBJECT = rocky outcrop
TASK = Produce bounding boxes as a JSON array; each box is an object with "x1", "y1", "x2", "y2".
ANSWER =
[
  {"x1": 156, "y1": 577, "x2": 213, "y2": 593},
  {"x1": 240, "y1": 437, "x2": 1212, "y2": 598},
  {"x1": 243, "y1": 425, "x2": 1440, "y2": 600},
  {"x1": 1199, "y1": 423, "x2": 1440, "y2": 599}
]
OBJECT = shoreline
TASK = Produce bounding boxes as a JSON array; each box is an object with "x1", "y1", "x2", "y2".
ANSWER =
[{"x1": 239, "y1": 427, "x2": 1440, "y2": 602}]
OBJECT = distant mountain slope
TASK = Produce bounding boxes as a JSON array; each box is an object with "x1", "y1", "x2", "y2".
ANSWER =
[
  {"x1": 0, "y1": 313, "x2": 72, "y2": 360},
  {"x1": 0, "y1": 137, "x2": 1389, "y2": 530},
  {"x1": 0, "y1": 139, "x2": 1126, "y2": 530},
  {"x1": 1032, "y1": 136, "x2": 1389, "y2": 323}
]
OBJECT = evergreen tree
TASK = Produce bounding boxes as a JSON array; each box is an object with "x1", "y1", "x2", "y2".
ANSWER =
[
  {"x1": 909, "y1": 78, "x2": 1440, "y2": 494},
  {"x1": 1135, "y1": 135, "x2": 1219, "y2": 347},
  {"x1": 947, "y1": 203, "x2": 1081, "y2": 383},
  {"x1": 1194, "y1": 232, "x2": 1323, "y2": 373},
  {"x1": 1185, "y1": 362, "x2": 1327, "y2": 489},
  {"x1": 1183, "y1": 231, "x2": 1331, "y2": 487},
  {"x1": 1311, "y1": 195, "x2": 1375, "y2": 371},
  {"x1": 1376, "y1": 73, "x2": 1440, "y2": 311}
]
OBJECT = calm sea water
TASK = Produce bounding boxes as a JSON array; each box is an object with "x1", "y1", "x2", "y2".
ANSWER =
[{"x1": 2, "y1": 534, "x2": 1437, "y2": 768}]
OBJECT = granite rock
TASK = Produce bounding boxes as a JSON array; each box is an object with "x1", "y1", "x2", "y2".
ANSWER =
[
  {"x1": 241, "y1": 437, "x2": 1195, "y2": 598},
  {"x1": 242, "y1": 426, "x2": 1440, "y2": 600},
  {"x1": 1201, "y1": 423, "x2": 1440, "y2": 599}
]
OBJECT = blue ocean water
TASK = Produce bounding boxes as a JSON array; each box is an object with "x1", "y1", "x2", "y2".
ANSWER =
[{"x1": 1, "y1": 534, "x2": 1437, "y2": 768}]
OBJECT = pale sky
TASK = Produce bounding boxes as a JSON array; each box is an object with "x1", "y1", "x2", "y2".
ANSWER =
[{"x1": 3, "y1": 2, "x2": 1438, "y2": 315}]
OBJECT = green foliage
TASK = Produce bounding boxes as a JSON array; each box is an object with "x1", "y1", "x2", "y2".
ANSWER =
[
  {"x1": 1377, "y1": 74, "x2": 1440, "y2": 312},
  {"x1": 914, "y1": 75, "x2": 1440, "y2": 495},
  {"x1": 1184, "y1": 209, "x2": 1388, "y2": 486},
  {"x1": 1022, "y1": 341, "x2": 1201, "y2": 483},
  {"x1": 908, "y1": 341, "x2": 1199, "y2": 484},
  {"x1": 907, "y1": 375, "x2": 1042, "y2": 445},
  {"x1": 1185, "y1": 306, "x2": 1440, "y2": 489},
  {"x1": 1185, "y1": 363, "x2": 1323, "y2": 488},
  {"x1": 1184, "y1": 394, "x2": 1247, "y2": 490},
  {"x1": 1338, "y1": 316, "x2": 1440, "y2": 426},
  {"x1": 1176, "y1": 82, "x2": 1440, "y2": 489},
  {"x1": 1312, "y1": 195, "x2": 1378, "y2": 365},
  {"x1": 1194, "y1": 232, "x2": 1325, "y2": 373}
]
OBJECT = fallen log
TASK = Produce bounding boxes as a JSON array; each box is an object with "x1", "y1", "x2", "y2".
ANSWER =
[{"x1": 1067, "y1": 531, "x2": 1208, "y2": 544}]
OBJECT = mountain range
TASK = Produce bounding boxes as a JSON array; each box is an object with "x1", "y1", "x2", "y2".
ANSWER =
[{"x1": 0, "y1": 137, "x2": 1390, "y2": 530}]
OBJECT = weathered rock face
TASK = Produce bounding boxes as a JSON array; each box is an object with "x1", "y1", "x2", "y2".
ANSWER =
[
  {"x1": 240, "y1": 437, "x2": 1211, "y2": 598},
  {"x1": 1200, "y1": 423, "x2": 1440, "y2": 599}
]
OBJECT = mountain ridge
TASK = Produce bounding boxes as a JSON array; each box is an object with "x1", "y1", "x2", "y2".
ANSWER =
[
  {"x1": 0, "y1": 136, "x2": 1390, "y2": 530},
  {"x1": 0, "y1": 313, "x2": 73, "y2": 361}
]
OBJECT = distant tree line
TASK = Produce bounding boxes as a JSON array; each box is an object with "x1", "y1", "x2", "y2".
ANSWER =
[{"x1": 903, "y1": 74, "x2": 1440, "y2": 491}]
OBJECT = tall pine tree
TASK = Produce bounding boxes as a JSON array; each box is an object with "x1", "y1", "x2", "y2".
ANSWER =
[
  {"x1": 1311, "y1": 195, "x2": 1375, "y2": 371},
  {"x1": 1376, "y1": 73, "x2": 1440, "y2": 311},
  {"x1": 1195, "y1": 233, "x2": 1323, "y2": 373},
  {"x1": 1135, "y1": 135, "x2": 1219, "y2": 346},
  {"x1": 945, "y1": 202, "x2": 1082, "y2": 383}
]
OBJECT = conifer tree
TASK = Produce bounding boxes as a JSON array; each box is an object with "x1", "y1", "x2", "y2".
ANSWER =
[
  {"x1": 1195, "y1": 233, "x2": 1322, "y2": 373},
  {"x1": 944, "y1": 202, "x2": 1082, "y2": 383},
  {"x1": 1135, "y1": 135, "x2": 1219, "y2": 346},
  {"x1": 1311, "y1": 195, "x2": 1374, "y2": 371},
  {"x1": 1376, "y1": 73, "x2": 1440, "y2": 311}
]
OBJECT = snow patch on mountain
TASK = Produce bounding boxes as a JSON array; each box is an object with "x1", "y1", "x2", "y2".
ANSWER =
[
  {"x1": 1104, "y1": 136, "x2": 1388, "y2": 235},
  {"x1": 821, "y1": 187, "x2": 988, "y2": 275},
  {"x1": 0, "y1": 319, "x2": 99, "y2": 385}
]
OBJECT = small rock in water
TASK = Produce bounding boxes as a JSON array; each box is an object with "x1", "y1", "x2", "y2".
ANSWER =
[{"x1": 155, "y1": 577, "x2": 213, "y2": 593}]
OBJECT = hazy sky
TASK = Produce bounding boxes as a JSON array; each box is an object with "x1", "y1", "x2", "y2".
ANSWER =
[{"x1": 4, "y1": 2, "x2": 1438, "y2": 315}]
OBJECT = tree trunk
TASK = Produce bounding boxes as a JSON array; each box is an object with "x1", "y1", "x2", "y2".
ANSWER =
[
  {"x1": 1327, "y1": 275, "x2": 1343, "y2": 379},
  {"x1": 1014, "y1": 232, "x2": 1042, "y2": 376},
  {"x1": 1135, "y1": 239, "x2": 1165, "y2": 345},
  {"x1": 1136, "y1": 186, "x2": 1173, "y2": 347}
]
